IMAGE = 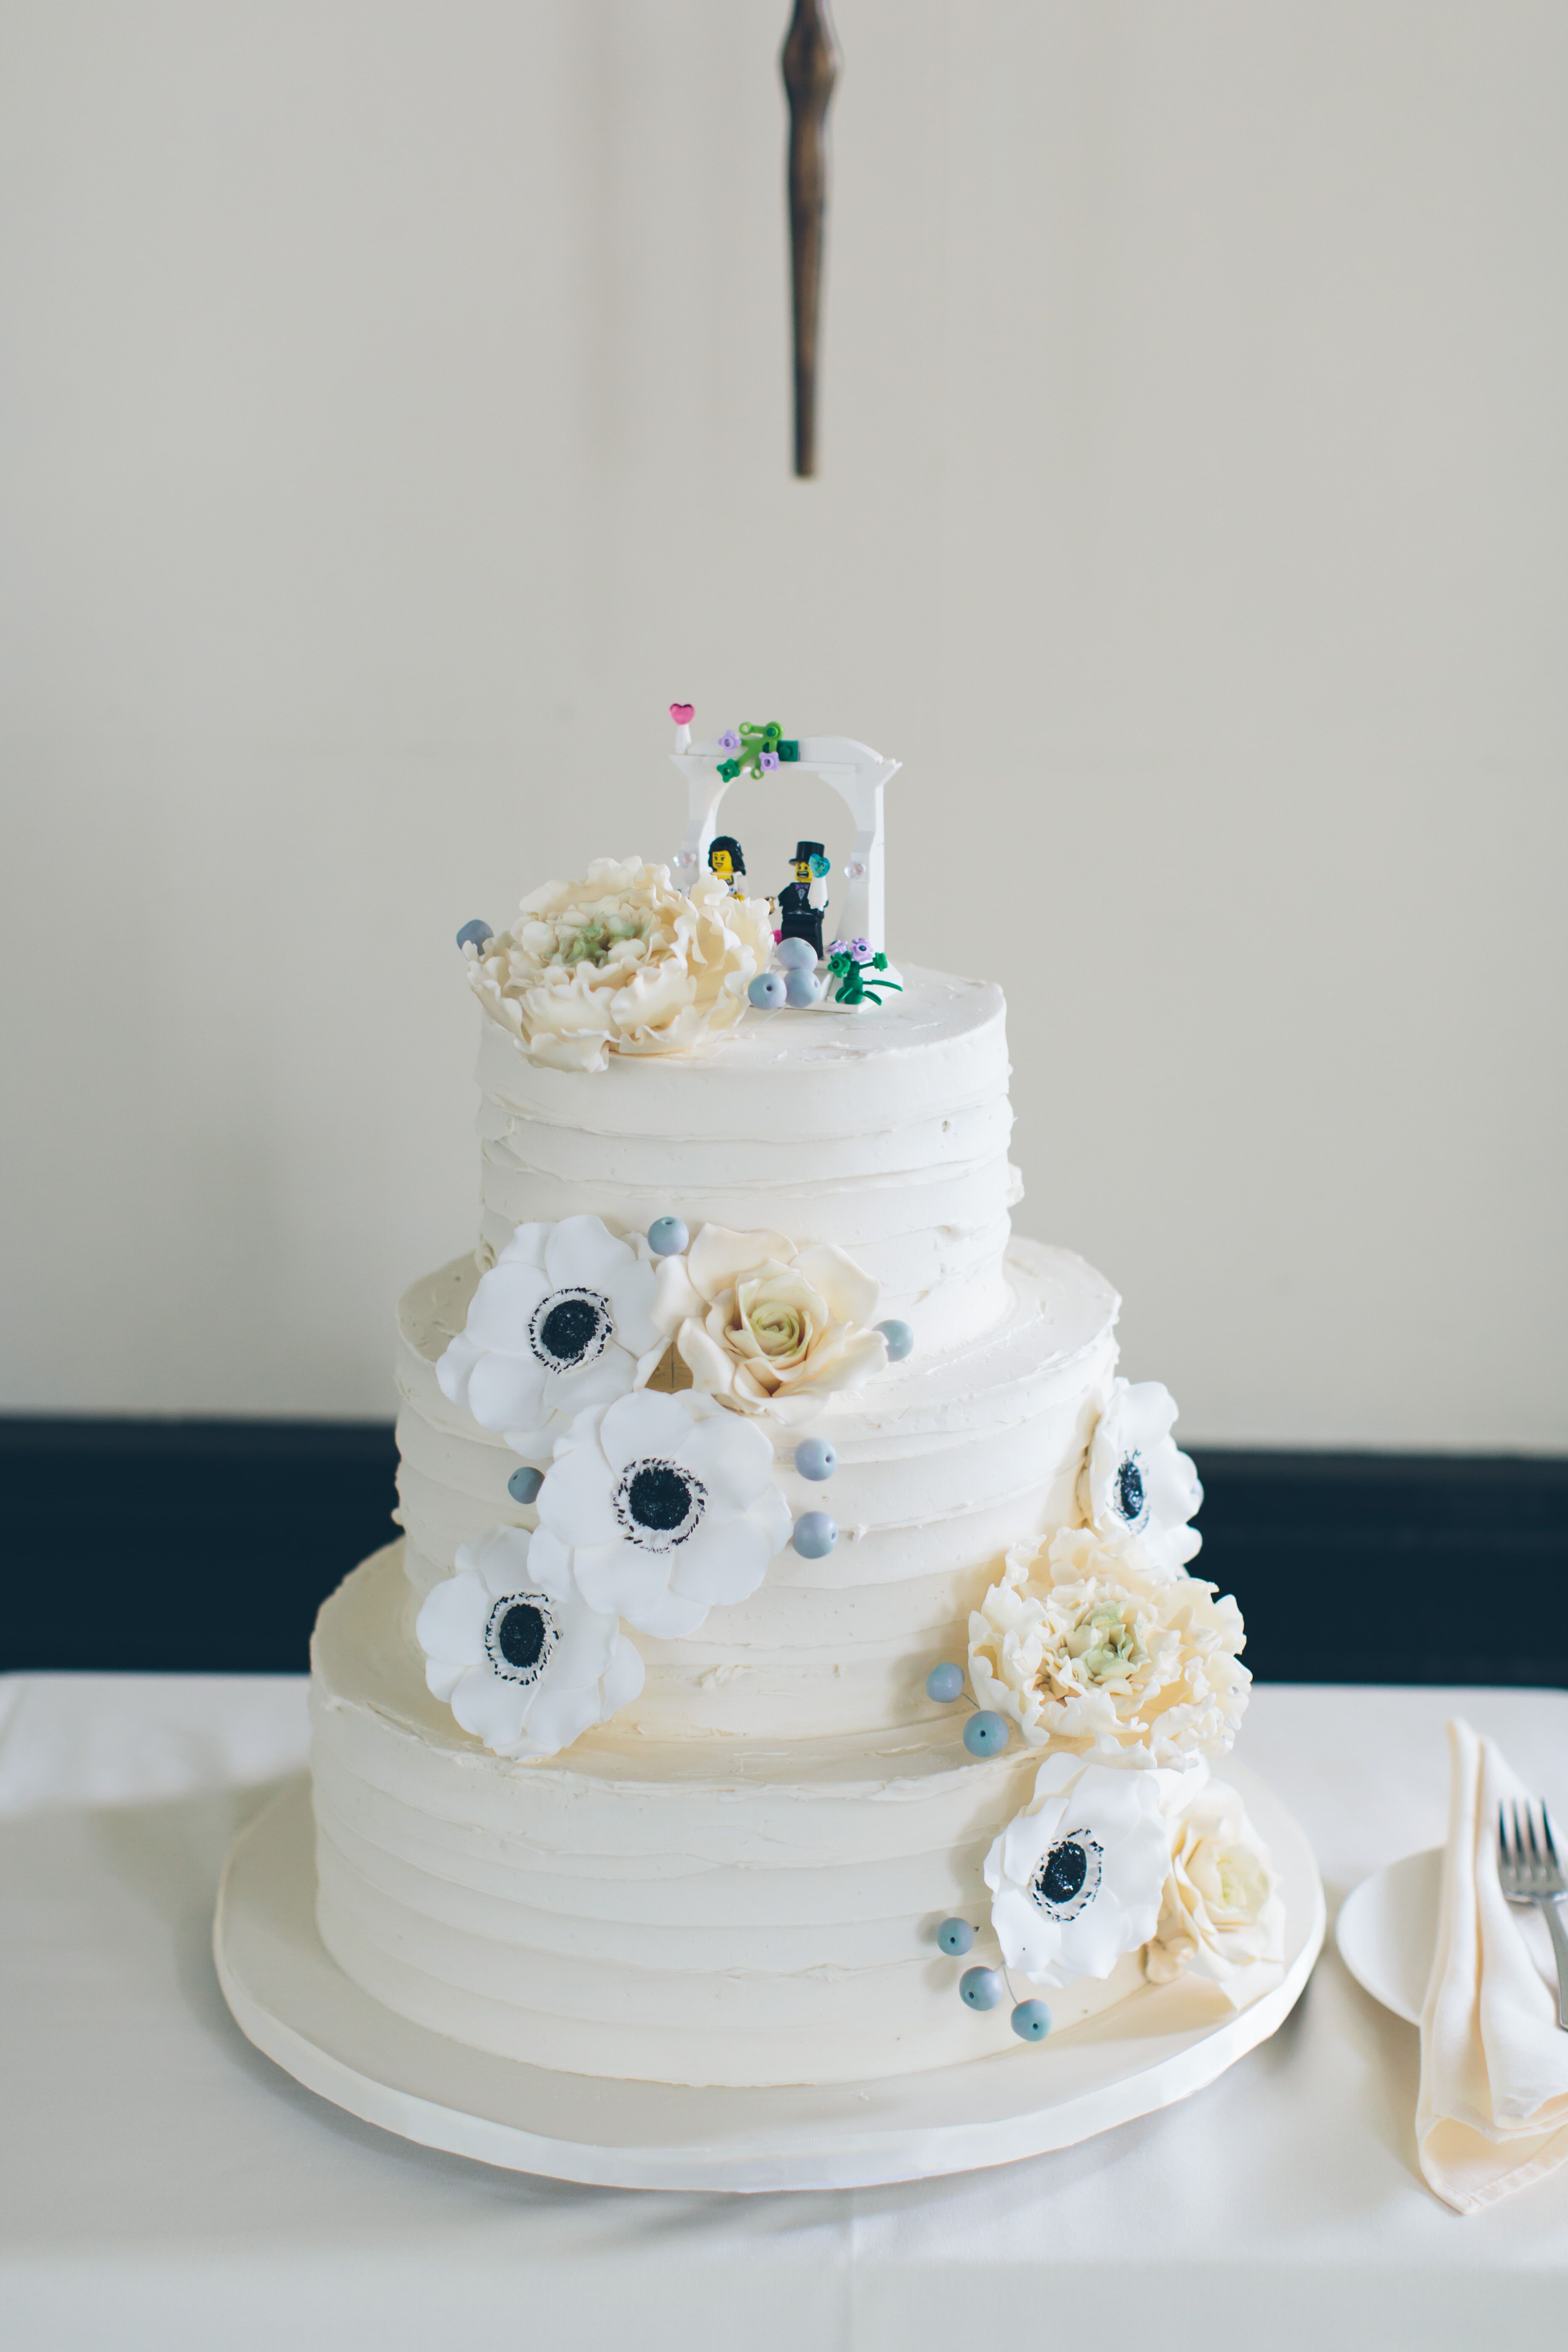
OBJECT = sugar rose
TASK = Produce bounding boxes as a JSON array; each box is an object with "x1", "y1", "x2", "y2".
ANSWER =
[
  {"x1": 1144, "y1": 1779, "x2": 1285, "y2": 2000},
  {"x1": 466, "y1": 857, "x2": 773, "y2": 1073},
  {"x1": 652, "y1": 1223, "x2": 888, "y2": 1421}
]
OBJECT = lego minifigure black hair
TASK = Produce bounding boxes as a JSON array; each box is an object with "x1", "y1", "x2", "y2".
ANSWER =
[{"x1": 707, "y1": 835, "x2": 746, "y2": 890}]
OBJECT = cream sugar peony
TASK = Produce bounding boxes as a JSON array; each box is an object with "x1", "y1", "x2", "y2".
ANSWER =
[
  {"x1": 466, "y1": 856, "x2": 775, "y2": 1072},
  {"x1": 968, "y1": 1524, "x2": 1250, "y2": 1766}
]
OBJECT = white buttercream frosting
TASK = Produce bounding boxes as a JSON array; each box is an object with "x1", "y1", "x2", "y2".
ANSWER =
[
  {"x1": 393, "y1": 1235, "x2": 1118, "y2": 1741},
  {"x1": 306, "y1": 961, "x2": 1198, "y2": 2088},
  {"x1": 312, "y1": 1544, "x2": 1148, "y2": 2087},
  {"x1": 472, "y1": 965, "x2": 1020, "y2": 1353}
]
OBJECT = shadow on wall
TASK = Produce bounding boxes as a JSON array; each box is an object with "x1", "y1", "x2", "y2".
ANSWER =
[{"x1": 1, "y1": 1418, "x2": 1565, "y2": 1683}]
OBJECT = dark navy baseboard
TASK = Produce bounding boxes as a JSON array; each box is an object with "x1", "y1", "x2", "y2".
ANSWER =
[{"x1": 3, "y1": 1415, "x2": 1565, "y2": 1684}]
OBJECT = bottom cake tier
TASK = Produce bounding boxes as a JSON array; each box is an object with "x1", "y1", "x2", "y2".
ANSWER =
[{"x1": 310, "y1": 1543, "x2": 1151, "y2": 2089}]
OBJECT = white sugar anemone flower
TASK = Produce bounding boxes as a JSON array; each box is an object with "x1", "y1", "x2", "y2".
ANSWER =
[
  {"x1": 530, "y1": 1388, "x2": 792, "y2": 1637},
  {"x1": 436, "y1": 1214, "x2": 664, "y2": 1462},
  {"x1": 414, "y1": 1524, "x2": 644, "y2": 1760},
  {"x1": 1144, "y1": 1778, "x2": 1285, "y2": 2002},
  {"x1": 984, "y1": 1753, "x2": 1173, "y2": 1988},
  {"x1": 652, "y1": 1222, "x2": 888, "y2": 1420},
  {"x1": 1078, "y1": 1378, "x2": 1203, "y2": 1578}
]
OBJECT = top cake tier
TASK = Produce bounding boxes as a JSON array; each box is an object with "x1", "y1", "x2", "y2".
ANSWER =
[{"x1": 473, "y1": 965, "x2": 1020, "y2": 1352}]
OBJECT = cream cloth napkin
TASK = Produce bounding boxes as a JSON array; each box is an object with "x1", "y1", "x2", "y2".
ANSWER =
[{"x1": 1417, "y1": 1716, "x2": 1568, "y2": 2212}]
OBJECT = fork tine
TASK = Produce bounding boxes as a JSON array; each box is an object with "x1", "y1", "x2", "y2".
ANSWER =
[
  {"x1": 1499, "y1": 1802, "x2": 1513, "y2": 1868},
  {"x1": 1544, "y1": 1807, "x2": 1561, "y2": 1868},
  {"x1": 1512, "y1": 1801, "x2": 1532, "y2": 1881},
  {"x1": 1527, "y1": 1803, "x2": 1544, "y2": 1868}
]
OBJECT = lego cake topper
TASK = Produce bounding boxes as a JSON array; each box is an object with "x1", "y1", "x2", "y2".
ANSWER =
[
  {"x1": 827, "y1": 936, "x2": 901, "y2": 1008},
  {"x1": 666, "y1": 705, "x2": 899, "y2": 957}
]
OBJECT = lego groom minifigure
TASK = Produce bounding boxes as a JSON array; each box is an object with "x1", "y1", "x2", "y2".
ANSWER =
[{"x1": 778, "y1": 840, "x2": 829, "y2": 960}]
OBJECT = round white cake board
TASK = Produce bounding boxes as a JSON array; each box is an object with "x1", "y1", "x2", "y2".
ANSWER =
[{"x1": 215, "y1": 1766, "x2": 1324, "y2": 2193}]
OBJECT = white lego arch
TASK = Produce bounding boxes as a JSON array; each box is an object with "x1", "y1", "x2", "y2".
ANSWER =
[{"x1": 668, "y1": 728, "x2": 901, "y2": 957}]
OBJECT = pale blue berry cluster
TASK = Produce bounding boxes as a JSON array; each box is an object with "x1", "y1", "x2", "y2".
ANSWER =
[
  {"x1": 747, "y1": 932, "x2": 827, "y2": 1011},
  {"x1": 926, "y1": 1670, "x2": 1051, "y2": 2041},
  {"x1": 925, "y1": 1661, "x2": 1010, "y2": 1757},
  {"x1": 950, "y1": 1951, "x2": 1052, "y2": 2041}
]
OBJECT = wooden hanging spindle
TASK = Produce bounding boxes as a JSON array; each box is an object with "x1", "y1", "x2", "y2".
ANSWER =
[{"x1": 781, "y1": 0, "x2": 839, "y2": 478}]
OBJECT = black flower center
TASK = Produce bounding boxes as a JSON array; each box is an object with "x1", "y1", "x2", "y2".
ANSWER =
[
  {"x1": 612, "y1": 1456, "x2": 707, "y2": 1553},
  {"x1": 530, "y1": 1287, "x2": 612, "y2": 1374},
  {"x1": 1029, "y1": 1829, "x2": 1104, "y2": 1920},
  {"x1": 628, "y1": 1466, "x2": 692, "y2": 1528},
  {"x1": 1040, "y1": 1841, "x2": 1086, "y2": 1904},
  {"x1": 484, "y1": 1591, "x2": 557, "y2": 1685},
  {"x1": 1114, "y1": 1451, "x2": 1147, "y2": 1527}
]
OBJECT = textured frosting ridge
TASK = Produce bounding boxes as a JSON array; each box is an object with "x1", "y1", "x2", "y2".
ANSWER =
[
  {"x1": 312, "y1": 1546, "x2": 1144, "y2": 2088},
  {"x1": 474, "y1": 965, "x2": 1020, "y2": 1352},
  {"x1": 392, "y1": 1236, "x2": 1119, "y2": 1741}
]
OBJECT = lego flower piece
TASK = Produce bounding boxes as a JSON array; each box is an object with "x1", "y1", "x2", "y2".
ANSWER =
[
  {"x1": 1078, "y1": 1378, "x2": 1203, "y2": 1578},
  {"x1": 414, "y1": 1524, "x2": 644, "y2": 1760},
  {"x1": 655, "y1": 1222, "x2": 888, "y2": 1421},
  {"x1": 436, "y1": 1214, "x2": 664, "y2": 1464},
  {"x1": 986, "y1": 1752, "x2": 1174, "y2": 1987},
  {"x1": 467, "y1": 857, "x2": 773, "y2": 1072},
  {"x1": 531, "y1": 1388, "x2": 792, "y2": 1637},
  {"x1": 968, "y1": 1526, "x2": 1250, "y2": 1765}
]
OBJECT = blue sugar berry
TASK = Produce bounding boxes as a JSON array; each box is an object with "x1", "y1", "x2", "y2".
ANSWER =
[
  {"x1": 794, "y1": 1438, "x2": 837, "y2": 1482},
  {"x1": 792, "y1": 1510, "x2": 838, "y2": 1559},
  {"x1": 925, "y1": 1662, "x2": 965, "y2": 1704},
  {"x1": 748, "y1": 972, "x2": 787, "y2": 1009},
  {"x1": 784, "y1": 968, "x2": 821, "y2": 1008},
  {"x1": 456, "y1": 919, "x2": 493, "y2": 952},
  {"x1": 937, "y1": 1918, "x2": 976, "y2": 1956},
  {"x1": 775, "y1": 935, "x2": 817, "y2": 971},
  {"x1": 960, "y1": 1967, "x2": 1004, "y2": 2011},
  {"x1": 507, "y1": 1465, "x2": 544, "y2": 1506},
  {"x1": 876, "y1": 1319, "x2": 915, "y2": 1362},
  {"x1": 647, "y1": 1216, "x2": 689, "y2": 1258},
  {"x1": 1011, "y1": 2000, "x2": 1053, "y2": 2042},
  {"x1": 963, "y1": 1711, "x2": 1008, "y2": 1758}
]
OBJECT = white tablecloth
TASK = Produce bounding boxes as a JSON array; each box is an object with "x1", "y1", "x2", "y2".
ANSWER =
[{"x1": 4, "y1": 1674, "x2": 1568, "y2": 2351}]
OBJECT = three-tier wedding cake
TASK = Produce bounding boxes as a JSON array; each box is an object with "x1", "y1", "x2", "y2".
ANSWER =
[{"x1": 308, "y1": 720, "x2": 1283, "y2": 2092}]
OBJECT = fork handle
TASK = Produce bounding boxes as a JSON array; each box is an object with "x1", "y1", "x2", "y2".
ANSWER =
[{"x1": 1545, "y1": 1899, "x2": 1568, "y2": 2032}]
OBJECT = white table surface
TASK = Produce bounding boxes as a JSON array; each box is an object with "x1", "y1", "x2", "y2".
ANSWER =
[{"x1": 4, "y1": 1674, "x2": 1568, "y2": 2352}]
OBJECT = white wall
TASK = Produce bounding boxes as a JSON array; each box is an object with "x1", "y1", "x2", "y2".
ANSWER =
[{"x1": 2, "y1": 0, "x2": 1564, "y2": 1448}]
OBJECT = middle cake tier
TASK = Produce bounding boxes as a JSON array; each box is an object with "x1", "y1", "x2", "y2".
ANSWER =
[{"x1": 395, "y1": 1234, "x2": 1120, "y2": 1741}]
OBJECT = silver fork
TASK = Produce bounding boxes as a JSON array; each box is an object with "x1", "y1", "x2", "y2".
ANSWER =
[{"x1": 1498, "y1": 1801, "x2": 1568, "y2": 2030}]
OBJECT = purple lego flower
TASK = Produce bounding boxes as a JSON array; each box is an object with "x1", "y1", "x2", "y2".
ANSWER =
[
  {"x1": 759, "y1": 750, "x2": 779, "y2": 773},
  {"x1": 850, "y1": 937, "x2": 872, "y2": 963},
  {"x1": 717, "y1": 730, "x2": 741, "y2": 754}
]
